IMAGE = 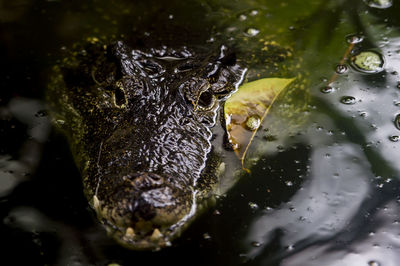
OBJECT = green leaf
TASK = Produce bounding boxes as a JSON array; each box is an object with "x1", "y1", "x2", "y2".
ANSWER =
[{"x1": 224, "y1": 77, "x2": 295, "y2": 171}]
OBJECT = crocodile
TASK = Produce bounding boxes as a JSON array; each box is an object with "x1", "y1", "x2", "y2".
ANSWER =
[{"x1": 47, "y1": 39, "x2": 246, "y2": 250}]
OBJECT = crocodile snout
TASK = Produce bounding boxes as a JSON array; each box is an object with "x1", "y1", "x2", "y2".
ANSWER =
[{"x1": 92, "y1": 171, "x2": 193, "y2": 249}]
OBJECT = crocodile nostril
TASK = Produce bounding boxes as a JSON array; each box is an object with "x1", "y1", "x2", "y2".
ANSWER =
[
  {"x1": 198, "y1": 91, "x2": 214, "y2": 108},
  {"x1": 132, "y1": 172, "x2": 165, "y2": 189},
  {"x1": 132, "y1": 197, "x2": 156, "y2": 221},
  {"x1": 131, "y1": 186, "x2": 184, "y2": 226}
]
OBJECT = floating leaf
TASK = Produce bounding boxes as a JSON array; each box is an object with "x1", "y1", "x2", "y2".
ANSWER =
[{"x1": 224, "y1": 77, "x2": 295, "y2": 170}]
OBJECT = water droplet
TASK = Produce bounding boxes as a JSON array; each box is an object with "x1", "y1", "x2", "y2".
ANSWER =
[
  {"x1": 351, "y1": 51, "x2": 385, "y2": 73},
  {"x1": 251, "y1": 241, "x2": 261, "y2": 247},
  {"x1": 238, "y1": 14, "x2": 247, "y2": 21},
  {"x1": 286, "y1": 245, "x2": 294, "y2": 250},
  {"x1": 285, "y1": 181, "x2": 293, "y2": 186},
  {"x1": 395, "y1": 114, "x2": 400, "y2": 130},
  {"x1": 346, "y1": 34, "x2": 364, "y2": 44},
  {"x1": 203, "y1": 233, "x2": 211, "y2": 240},
  {"x1": 368, "y1": 260, "x2": 381, "y2": 266},
  {"x1": 245, "y1": 115, "x2": 261, "y2": 131},
  {"x1": 364, "y1": 0, "x2": 392, "y2": 9},
  {"x1": 249, "y1": 202, "x2": 259, "y2": 209},
  {"x1": 336, "y1": 64, "x2": 348, "y2": 74},
  {"x1": 321, "y1": 86, "x2": 334, "y2": 93},
  {"x1": 340, "y1": 96, "x2": 356, "y2": 105},
  {"x1": 250, "y1": 10, "x2": 258, "y2": 16},
  {"x1": 389, "y1": 135, "x2": 399, "y2": 142},
  {"x1": 213, "y1": 209, "x2": 221, "y2": 215},
  {"x1": 245, "y1": 28, "x2": 260, "y2": 37}
]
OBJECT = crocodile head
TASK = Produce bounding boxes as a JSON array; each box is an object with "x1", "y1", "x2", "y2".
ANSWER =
[{"x1": 49, "y1": 40, "x2": 245, "y2": 249}]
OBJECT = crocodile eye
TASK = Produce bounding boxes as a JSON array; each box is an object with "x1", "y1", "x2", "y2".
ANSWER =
[
  {"x1": 196, "y1": 91, "x2": 217, "y2": 112},
  {"x1": 198, "y1": 91, "x2": 214, "y2": 107},
  {"x1": 183, "y1": 78, "x2": 217, "y2": 112}
]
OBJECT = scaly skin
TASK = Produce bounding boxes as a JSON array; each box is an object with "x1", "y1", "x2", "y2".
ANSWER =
[{"x1": 47, "y1": 39, "x2": 245, "y2": 250}]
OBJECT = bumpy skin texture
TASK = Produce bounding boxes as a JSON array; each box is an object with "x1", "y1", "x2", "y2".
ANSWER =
[{"x1": 47, "y1": 40, "x2": 245, "y2": 249}]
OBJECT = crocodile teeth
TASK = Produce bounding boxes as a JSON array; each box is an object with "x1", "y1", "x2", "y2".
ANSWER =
[
  {"x1": 125, "y1": 227, "x2": 135, "y2": 237},
  {"x1": 150, "y1": 228, "x2": 163, "y2": 241}
]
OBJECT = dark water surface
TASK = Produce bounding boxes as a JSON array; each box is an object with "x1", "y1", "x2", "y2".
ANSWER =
[{"x1": 2, "y1": 0, "x2": 400, "y2": 265}]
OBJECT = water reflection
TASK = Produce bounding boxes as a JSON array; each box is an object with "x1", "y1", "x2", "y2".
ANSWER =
[
  {"x1": 241, "y1": 21, "x2": 400, "y2": 266},
  {"x1": 2, "y1": 0, "x2": 400, "y2": 265},
  {"x1": 0, "y1": 98, "x2": 49, "y2": 197}
]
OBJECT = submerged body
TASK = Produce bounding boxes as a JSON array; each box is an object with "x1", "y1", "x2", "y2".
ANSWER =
[{"x1": 48, "y1": 39, "x2": 245, "y2": 249}]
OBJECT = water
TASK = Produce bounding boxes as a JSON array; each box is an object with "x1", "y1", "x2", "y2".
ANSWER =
[{"x1": 2, "y1": 0, "x2": 400, "y2": 265}]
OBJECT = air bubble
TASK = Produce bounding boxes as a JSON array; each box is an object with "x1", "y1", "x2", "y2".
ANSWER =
[
  {"x1": 203, "y1": 233, "x2": 211, "y2": 240},
  {"x1": 213, "y1": 209, "x2": 221, "y2": 215},
  {"x1": 336, "y1": 64, "x2": 348, "y2": 74},
  {"x1": 245, "y1": 28, "x2": 260, "y2": 37},
  {"x1": 245, "y1": 115, "x2": 261, "y2": 131},
  {"x1": 340, "y1": 96, "x2": 356, "y2": 105},
  {"x1": 351, "y1": 51, "x2": 384, "y2": 73},
  {"x1": 285, "y1": 181, "x2": 293, "y2": 186},
  {"x1": 249, "y1": 202, "x2": 259, "y2": 209},
  {"x1": 286, "y1": 245, "x2": 294, "y2": 250},
  {"x1": 363, "y1": 0, "x2": 392, "y2": 9},
  {"x1": 368, "y1": 260, "x2": 381, "y2": 266},
  {"x1": 389, "y1": 135, "x2": 399, "y2": 142},
  {"x1": 251, "y1": 241, "x2": 261, "y2": 247},
  {"x1": 346, "y1": 34, "x2": 364, "y2": 44},
  {"x1": 321, "y1": 86, "x2": 334, "y2": 93},
  {"x1": 250, "y1": 10, "x2": 258, "y2": 16},
  {"x1": 394, "y1": 114, "x2": 400, "y2": 130}
]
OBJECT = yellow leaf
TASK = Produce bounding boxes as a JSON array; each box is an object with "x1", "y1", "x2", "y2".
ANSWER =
[{"x1": 224, "y1": 77, "x2": 295, "y2": 171}]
